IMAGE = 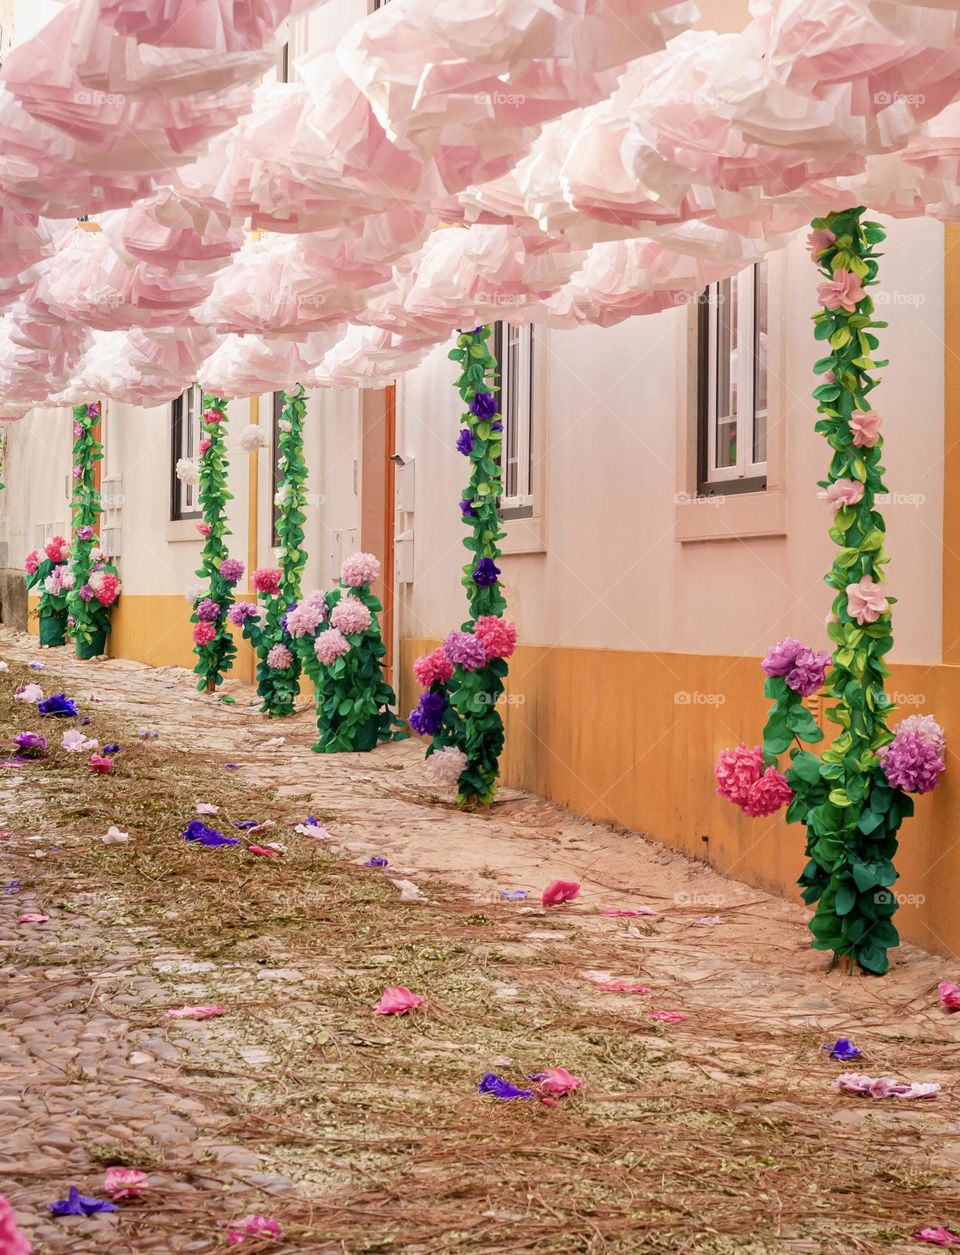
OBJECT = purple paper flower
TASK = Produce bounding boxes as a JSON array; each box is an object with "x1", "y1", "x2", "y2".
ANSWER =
[
  {"x1": 138, "y1": 731, "x2": 160, "y2": 739},
  {"x1": 49, "y1": 1187, "x2": 116, "y2": 1217},
  {"x1": 227, "y1": 601, "x2": 259, "y2": 626},
  {"x1": 28, "y1": 662, "x2": 44, "y2": 671},
  {"x1": 443, "y1": 630, "x2": 487, "y2": 672},
  {"x1": 195, "y1": 598, "x2": 221, "y2": 622},
  {"x1": 182, "y1": 820, "x2": 239, "y2": 848},
  {"x1": 234, "y1": 820, "x2": 260, "y2": 830},
  {"x1": 224, "y1": 763, "x2": 241, "y2": 770},
  {"x1": 76, "y1": 525, "x2": 94, "y2": 541},
  {"x1": 38, "y1": 694, "x2": 79, "y2": 717},
  {"x1": 472, "y1": 558, "x2": 500, "y2": 588},
  {"x1": 102, "y1": 744, "x2": 122, "y2": 754},
  {"x1": 13, "y1": 732, "x2": 47, "y2": 757},
  {"x1": 79, "y1": 584, "x2": 95, "y2": 602},
  {"x1": 73, "y1": 466, "x2": 83, "y2": 481},
  {"x1": 408, "y1": 691, "x2": 447, "y2": 736},
  {"x1": 477, "y1": 1073, "x2": 534, "y2": 1100},
  {"x1": 491, "y1": 421, "x2": 503, "y2": 432},
  {"x1": 219, "y1": 558, "x2": 245, "y2": 584},
  {"x1": 2, "y1": 881, "x2": 22, "y2": 893},
  {"x1": 761, "y1": 638, "x2": 804, "y2": 678},
  {"x1": 499, "y1": 890, "x2": 530, "y2": 901},
  {"x1": 469, "y1": 392, "x2": 499, "y2": 421},
  {"x1": 824, "y1": 1038, "x2": 862, "y2": 1061},
  {"x1": 459, "y1": 498, "x2": 476, "y2": 517},
  {"x1": 785, "y1": 648, "x2": 830, "y2": 697},
  {"x1": 456, "y1": 428, "x2": 474, "y2": 456},
  {"x1": 880, "y1": 731, "x2": 946, "y2": 794},
  {"x1": 364, "y1": 856, "x2": 388, "y2": 867}
]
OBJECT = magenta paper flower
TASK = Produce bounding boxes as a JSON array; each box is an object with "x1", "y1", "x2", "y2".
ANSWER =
[
  {"x1": 227, "y1": 1215, "x2": 281, "y2": 1244},
  {"x1": 846, "y1": 575, "x2": 889, "y2": 624},
  {"x1": 880, "y1": 731, "x2": 945, "y2": 794},
  {"x1": 849, "y1": 410, "x2": 882, "y2": 448},
  {"x1": 193, "y1": 621, "x2": 217, "y2": 645},
  {"x1": 715, "y1": 744, "x2": 764, "y2": 806},
  {"x1": 807, "y1": 228, "x2": 836, "y2": 258},
  {"x1": 413, "y1": 648, "x2": 455, "y2": 687},
  {"x1": 742, "y1": 767, "x2": 792, "y2": 817},
  {"x1": 227, "y1": 602, "x2": 259, "y2": 626},
  {"x1": 915, "y1": 1228, "x2": 960, "y2": 1247},
  {"x1": 89, "y1": 753, "x2": 114, "y2": 774},
  {"x1": 219, "y1": 558, "x2": 244, "y2": 584},
  {"x1": 474, "y1": 615, "x2": 518, "y2": 659},
  {"x1": 443, "y1": 630, "x2": 486, "y2": 672},
  {"x1": 818, "y1": 268, "x2": 866, "y2": 313},
  {"x1": 252, "y1": 567, "x2": 281, "y2": 595},
  {"x1": 821, "y1": 478, "x2": 864, "y2": 508},
  {"x1": 897, "y1": 715, "x2": 946, "y2": 756},
  {"x1": 651, "y1": 1010, "x2": 687, "y2": 1022},
  {"x1": 938, "y1": 981, "x2": 960, "y2": 1011},
  {"x1": 0, "y1": 1193, "x2": 32, "y2": 1255},
  {"x1": 103, "y1": 1168, "x2": 147, "y2": 1201},
  {"x1": 195, "y1": 598, "x2": 221, "y2": 622},
  {"x1": 373, "y1": 985, "x2": 425, "y2": 1015},
  {"x1": 542, "y1": 879, "x2": 581, "y2": 907},
  {"x1": 529, "y1": 1067, "x2": 582, "y2": 1097}
]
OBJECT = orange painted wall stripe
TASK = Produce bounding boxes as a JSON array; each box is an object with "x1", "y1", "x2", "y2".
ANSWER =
[{"x1": 943, "y1": 225, "x2": 960, "y2": 663}]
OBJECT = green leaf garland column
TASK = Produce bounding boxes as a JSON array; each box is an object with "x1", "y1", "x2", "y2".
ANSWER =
[
  {"x1": 67, "y1": 402, "x2": 109, "y2": 658},
  {"x1": 192, "y1": 395, "x2": 237, "y2": 691}
]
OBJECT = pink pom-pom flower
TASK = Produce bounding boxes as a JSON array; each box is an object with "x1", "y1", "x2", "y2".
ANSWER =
[
  {"x1": 252, "y1": 567, "x2": 281, "y2": 595},
  {"x1": 413, "y1": 647, "x2": 455, "y2": 687},
  {"x1": 542, "y1": 880, "x2": 581, "y2": 908},
  {"x1": 314, "y1": 628, "x2": 350, "y2": 665},
  {"x1": 330, "y1": 596, "x2": 372, "y2": 636},
  {"x1": 372, "y1": 986, "x2": 425, "y2": 1016},
  {"x1": 341, "y1": 552, "x2": 380, "y2": 588},
  {"x1": 473, "y1": 616, "x2": 518, "y2": 659}
]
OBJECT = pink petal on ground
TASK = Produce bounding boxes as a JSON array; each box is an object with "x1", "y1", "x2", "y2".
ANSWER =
[
  {"x1": 196, "y1": 802, "x2": 219, "y2": 815},
  {"x1": 938, "y1": 981, "x2": 960, "y2": 1011},
  {"x1": 596, "y1": 980, "x2": 651, "y2": 994},
  {"x1": 103, "y1": 1167, "x2": 147, "y2": 1201},
  {"x1": 166, "y1": 1005, "x2": 226, "y2": 1020},
  {"x1": 532, "y1": 1067, "x2": 583, "y2": 1096},
  {"x1": 248, "y1": 845, "x2": 279, "y2": 857},
  {"x1": 17, "y1": 913, "x2": 49, "y2": 924},
  {"x1": 915, "y1": 1227, "x2": 960, "y2": 1247},
  {"x1": 226, "y1": 1214, "x2": 281, "y2": 1244},
  {"x1": 542, "y1": 880, "x2": 581, "y2": 907},
  {"x1": 650, "y1": 1010, "x2": 687, "y2": 1022},
  {"x1": 372, "y1": 985, "x2": 425, "y2": 1015},
  {"x1": 835, "y1": 1072, "x2": 940, "y2": 1099}
]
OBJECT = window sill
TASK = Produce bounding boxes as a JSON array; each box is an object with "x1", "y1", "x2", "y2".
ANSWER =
[
  {"x1": 500, "y1": 513, "x2": 546, "y2": 556},
  {"x1": 675, "y1": 489, "x2": 785, "y2": 543},
  {"x1": 165, "y1": 519, "x2": 203, "y2": 544}
]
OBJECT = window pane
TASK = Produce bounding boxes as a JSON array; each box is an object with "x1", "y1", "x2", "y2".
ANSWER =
[
  {"x1": 715, "y1": 278, "x2": 737, "y2": 469},
  {"x1": 505, "y1": 324, "x2": 520, "y2": 499},
  {"x1": 526, "y1": 327, "x2": 534, "y2": 497},
  {"x1": 753, "y1": 262, "x2": 768, "y2": 465}
]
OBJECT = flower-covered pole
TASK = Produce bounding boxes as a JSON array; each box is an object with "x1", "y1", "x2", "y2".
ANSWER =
[
  {"x1": 408, "y1": 327, "x2": 517, "y2": 806},
  {"x1": 67, "y1": 402, "x2": 106, "y2": 656},
  {"x1": 191, "y1": 395, "x2": 240, "y2": 691}
]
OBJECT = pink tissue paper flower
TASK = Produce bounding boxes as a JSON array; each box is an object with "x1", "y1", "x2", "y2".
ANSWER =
[
  {"x1": 15, "y1": 684, "x2": 43, "y2": 704},
  {"x1": 849, "y1": 410, "x2": 882, "y2": 448},
  {"x1": 202, "y1": 408, "x2": 224, "y2": 425},
  {"x1": 18, "y1": 913, "x2": 49, "y2": 924},
  {"x1": 897, "y1": 715, "x2": 946, "y2": 757},
  {"x1": 651, "y1": 1010, "x2": 687, "y2": 1022},
  {"x1": 341, "y1": 552, "x2": 380, "y2": 588},
  {"x1": 938, "y1": 981, "x2": 960, "y2": 1011},
  {"x1": 426, "y1": 746, "x2": 468, "y2": 784},
  {"x1": 61, "y1": 729, "x2": 98, "y2": 753},
  {"x1": 266, "y1": 643, "x2": 293, "y2": 671},
  {"x1": 0, "y1": 1192, "x2": 33, "y2": 1255},
  {"x1": 198, "y1": 437, "x2": 212, "y2": 455},
  {"x1": 227, "y1": 1215, "x2": 281, "y2": 1244},
  {"x1": 193, "y1": 621, "x2": 217, "y2": 645},
  {"x1": 542, "y1": 880, "x2": 581, "y2": 908},
  {"x1": 285, "y1": 598, "x2": 327, "y2": 638},
  {"x1": 373, "y1": 986, "x2": 425, "y2": 1015},
  {"x1": 532, "y1": 1067, "x2": 582, "y2": 1097},
  {"x1": 715, "y1": 745, "x2": 792, "y2": 817},
  {"x1": 846, "y1": 575, "x2": 889, "y2": 624},
  {"x1": 89, "y1": 754, "x2": 113, "y2": 774},
  {"x1": 915, "y1": 1228, "x2": 960, "y2": 1247},
  {"x1": 818, "y1": 268, "x2": 866, "y2": 313},
  {"x1": 103, "y1": 1168, "x2": 147, "y2": 1201},
  {"x1": 413, "y1": 647, "x2": 455, "y2": 687},
  {"x1": 835, "y1": 1072, "x2": 940, "y2": 1099},
  {"x1": 167, "y1": 1005, "x2": 226, "y2": 1019},
  {"x1": 330, "y1": 596, "x2": 372, "y2": 636},
  {"x1": 196, "y1": 522, "x2": 211, "y2": 537},
  {"x1": 807, "y1": 228, "x2": 836, "y2": 258},
  {"x1": 473, "y1": 616, "x2": 518, "y2": 659},
  {"x1": 821, "y1": 478, "x2": 864, "y2": 508},
  {"x1": 314, "y1": 628, "x2": 351, "y2": 665},
  {"x1": 248, "y1": 845, "x2": 279, "y2": 857},
  {"x1": 252, "y1": 567, "x2": 281, "y2": 595}
]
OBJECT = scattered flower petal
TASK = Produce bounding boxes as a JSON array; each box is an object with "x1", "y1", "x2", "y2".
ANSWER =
[
  {"x1": 529, "y1": 1067, "x2": 582, "y2": 1097},
  {"x1": 835, "y1": 1072, "x2": 940, "y2": 1099},
  {"x1": 938, "y1": 981, "x2": 960, "y2": 1012},
  {"x1": 542, "y1": 880, "x2": 581, "y2": 908},
  {"x1": 15, "y1": 684, "x2": 43, "y2": 703},
  {"x1": 101, "y1": 825, "x2": 129, "y2": 844},
  {"x1": 248, "y1": 845, "x2": 279, "y2": 857},
  {"x1": 602, "y1": 906, "x2": 656, "y2": 917},
  {"x1": 915, "y1": 1228, "x2": 960, "y2": 1247},
  {"x1": 103, "y1": 1168, "x2": 147, "y2": 1202},
  {"x1": 692, "y1": 916, "x2": 721, "y2": 926},
  {"x1": 823, "y1": 1038, "x2": 862, "y2": 1061},
  {"x1": 500, "y1": 890, "x2": 530, "y2": 901},
  {"x1": 477, "y1": 1073, "x2": 534, "y2": 1100},
  {"x1": 651, "y1": 1010, "x2": 687, "y2": 1023},
  {"x1": 17, "y1": 913, "x2": 49, "y2": 924},
  {"x1": 373, "y1": 986, "x2": 425, "y2": 1016},
  {"x1": 37, "y1": 694, "x2": 79, "y2": 717},
  {"x1": 182, "y1": 820, "x2": 239, "y2": 848},
  {"x1": 226, "y1": 1214, "x2": 281, "y2": 1244},
  {"x1": 392, "y1": 879, "x2": 426, "y2": 901},
  {"x1": 167, "y1": 1005, "x2": 226, "y2": 1020},
  {"x1": 61, "y1": 729, "x2": 98, "y2": 753},
  {"x1": 595, "y1": 980, "x2": 651, "y2": 994},
  {"x1": 89, "y1": 754, "x2": 114, "y2": 774},
  {"x1": 0, "y1": 1192, "x2": 32, "y2": 1254},
  {"x1": 196, "y1": 803, "x2": 220, "y2": 815},
  {"x1": 48, "y1": 1187, "x2": 116, "y2": 1217},
  {"x1": 364, "y1": 856, "x2": 388, "y2": 867}
]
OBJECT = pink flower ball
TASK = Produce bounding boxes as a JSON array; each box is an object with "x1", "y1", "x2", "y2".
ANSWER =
[
  {"x1": 253, "y1": 567, "x2": 281, "y2": 595},
  {"x1": 740, "y1": 767, "x2": 793, "y2": 817},
  {"x1": 24, "y1": 551, "x2": 39, "y2": 576},
  {"x1": 715, "y1": 744, "x2": 765, "y2": 807},
  {"x1": 89, "y1": 753, "x2": 113, "y2": 774},
  {"x1": 474, "y1": 615, "x2": 518, "y2": 659},
  {"x1": 199, "y1": 437, "x2": 212, "y2": 455},
  {"x1": 95, "y1": 573, "x2": 120, "y2": 606},
  {"x1": 196, "y1": 522, "x2": 211, "y2": 538},
  {"x1": 314, "y1": 628, "x2": 350, "y2": 665},
  {"x1": 413, "y1": 647, "x2": 455, "y2": 687},
  {"x1": 193, "y1": 621, "x2": 217, "y2": 646},
  {"x1": 330, "y1": 596, "x2": 372, "y2": 636},
  {"x1": 285, "y1": 599, "x2": 327, "y2": 638},
  {"x1": 202, "y1": 408, "x2": 223, "y2": 425},
  {"x1": 266, "y1": 643, "x2": 294, "y2": 671},
  {"x1": 341, "y1": 552, "x2": 381, "y2": 588}
]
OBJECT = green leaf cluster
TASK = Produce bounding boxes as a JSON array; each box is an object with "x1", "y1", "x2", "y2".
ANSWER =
[{"x1": 191, "y1": 396, "x2": 237, "y2": 691}]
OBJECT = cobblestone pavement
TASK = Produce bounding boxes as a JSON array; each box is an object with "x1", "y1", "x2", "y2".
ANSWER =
[{"x1": 2, "y1": 627, "x2": 960, "y2": 1253}]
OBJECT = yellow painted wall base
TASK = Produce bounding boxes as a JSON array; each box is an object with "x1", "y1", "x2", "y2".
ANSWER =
[{"x1": 401, "y1": 638, "x2": 960, "y2": 960}]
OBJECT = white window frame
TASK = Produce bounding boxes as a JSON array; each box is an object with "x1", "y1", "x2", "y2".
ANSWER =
[
  {"x1": 494, "y1": 322, "x2": 535, "y2": 518},
  {"x1": 171, "y1": 383, "x2": 203, "y2": 520},
  {"x1": 701, "y1": 262, "x2": 768, "y2": 493}
]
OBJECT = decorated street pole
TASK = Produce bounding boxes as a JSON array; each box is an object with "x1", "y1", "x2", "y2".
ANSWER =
[{"x1": 66, "y1": 402, "x2": 120, "y2": 658}]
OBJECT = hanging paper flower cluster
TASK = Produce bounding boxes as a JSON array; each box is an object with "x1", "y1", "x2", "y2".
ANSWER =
[
  {"x1": 232, "y1": 385, "x2": 308, "y2": 716},
  {"x1": 291, "y1": 552, "x2": 404, "y2": 752},
  {"x1": 191, "y1": 395, "x2": 242, "y2": 690},
  {"x1": 24, "y1": 533, "x2": 72, "y2": 646},
  {"x1": 66, "y1": 403, "x2": 121, "y2": 659},
  {"x1": 715, "y1": 209, "x2": 945, "y2": 975},
  {"x1": 408, "y1": 326, "x2": 515, "y2": 806}
]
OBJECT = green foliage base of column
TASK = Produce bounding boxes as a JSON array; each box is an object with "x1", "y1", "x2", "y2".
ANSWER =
[{"x1": 192, "y1": 395, "x2": 236, "y2": 691}]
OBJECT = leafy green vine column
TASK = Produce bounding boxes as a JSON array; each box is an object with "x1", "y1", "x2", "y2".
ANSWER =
[
  {"x1": 191, "y1": 395, "x2": 240, "y2": 691},
  {"x1": 235, "y1": 385, "x2": 309, "y2": 716},
  {"x1": 67, "y1": 403, "x2": 107, "y2": 658}
]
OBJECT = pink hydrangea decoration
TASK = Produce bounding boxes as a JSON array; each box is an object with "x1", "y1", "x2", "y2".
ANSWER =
[
  {"x1": 330, "y1": 596, "x2": 372, "y2": 636},
  {"x1": 807, "y1": 228, "x2": 836, "y2": 258},
  {"x1": 818, "y1": 269, "x2": 866, "y2": 313},
  {"x1": 252, "y1": 567, "x2": 281, "y2": 595},
  {"x1": 198, "y1": 437, "x2": 212, "y2": 455},
  {"x1": 226, "y1": 1215, "x2": 281, "y2": 1244},
  {"x1": 846, "y1": 575, "x2": 889, "y2": 624},
  {"x1": 266, "y1": 643, "x2": 293, "y2": 671},
  {"x1": 44, "y1": 535, "x2": 68, "y2": 563},
  {"x1": 474, "y1": 616, "x2": 518, "y2": 659},
  {"x1": 341, "y1": 552, "x2": 381, "y2": 588},
  {"x1": 0, "y1": 1193, "x2": 32, "y2": 1255},
  {"x1": 94, "y1": 572, "x2": 120, "y2": 607},
  {"x1": 24, "y1": 551, "x2": 39, "y2": 575},
  {"x1": 219, "y1": 558, "x2": 245, "y2": 584},
  {"x1": 413, "y1": 647, "x2": 455, "y2": 687},
  {"x1": 879, "y1": 731, "x2": 945, "y2": 794},
  {"x1": 849, "y1": 411, "x2": 882, "y2": 448},
  {"x1": 443, "y1": 630, "x2": 487, "y2": 672},
  {"x1": 195, "y1": 598, "x2": 221, "y2": 622},
  {"x1": 193, "y1": 621, "x2": 217, "y2": 645},
  {"x1": 103, "y1": 1168, "x2": 147, "y2": 1201},
  {"x1": 897, "y1": 715, "x2": 946, "y2": 756},
  {"x1": 741, "y1": 767, "x2": 793, "y2": 817},
  {"x1": 227, "y1": 602, "x2": 259, "y2": 626},
  {"x1": 821, "y1": 479, "x2": 864, "y2": 508},
  {"x1": 715, "y1": 744, "x2": 792, "y2": 817},
  {"x1": 202, "y1": 408, "x2": 224, "y2": 425},
  {"x1": 285, "y1": 598, "x2": 327, "y2": 638},
  {"x1": 426, "y1": 745, "x2": 467, "y2": 784},
  {"x1": 314, "y1": 628, "x2": 350, "y2": 664},
  {"x1": 373, "y1": 986, "x2": 425, "y2": 1015},
  {"x1": 938, "y1": 981, "x2": 960, "y2": 1011}
]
